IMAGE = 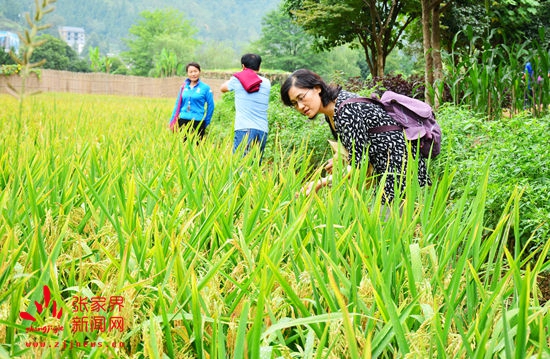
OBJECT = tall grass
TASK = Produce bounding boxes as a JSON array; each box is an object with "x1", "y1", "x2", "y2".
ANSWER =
[
  {"x1": 0, "y1": 93, "x2": 548, "y2": 358},
  {"x1": 444, "y1": 27, "x2": 549, "y2": 118}
]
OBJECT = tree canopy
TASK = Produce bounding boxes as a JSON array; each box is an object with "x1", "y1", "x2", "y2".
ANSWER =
[
  {"x1": 122, "y1": 9, "x2": 199, "y2": 77},
  {"x1": 284, "y1": 0, "x2": 417, "y2": 77},
  {"x1": 249, "y1": 5, "x2": 364, "y2": 78},
  {"x1": 30, "y1": 34, "x2": 89, "y2": 72},
  {"x1": 250, "y1": 6, "x2": 324, "y2": 72}
]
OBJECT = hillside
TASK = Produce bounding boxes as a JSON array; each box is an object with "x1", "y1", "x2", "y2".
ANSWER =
[{"x1": 0, "y1": 0, "x2": 281, "y2": 54}]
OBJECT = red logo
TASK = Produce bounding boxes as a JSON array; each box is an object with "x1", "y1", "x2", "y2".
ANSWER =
[{"x1": 20, "y1": 285, "x2": 63, "y2": 322}]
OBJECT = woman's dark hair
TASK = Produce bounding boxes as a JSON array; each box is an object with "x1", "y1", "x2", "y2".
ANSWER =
[
  {"x1": 186, "y1": 62, "x2": 201, "y2": 72},
  {"x1": 280, "y1": 69, "x2": 341, "y2": 107}
]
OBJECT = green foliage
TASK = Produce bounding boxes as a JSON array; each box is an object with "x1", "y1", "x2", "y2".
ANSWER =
[
  {"x1": 151, "y1": 48, "x2": 181, "y2": 78},
  {"x1": 249, "y1": 5, "x2": 363, "y2": 77},
  {"x1": 385, "y1": 47, "x2": 424, "y2": 77},
  {"x1": 0, "y1": 64, "x2": 21, "y2": 76},
  {"x1": 30, "y1": 34, "x2": 89, "y2": 72},
  {"x1": 489, "y1": 0, "x2": 544, "y2": 44},
  {"x1": 0, "y1": 92, "x2": 549, "y2": 358},
  {"x1": 195, "y1": 41, "x2": 239, "y2": 70},
  {"x1": 284, "y1": 0, "x2": 415, "y2": 76},
  {"x1": 108, "y1": 56, "x2": 128, "y2": 75},
  {"x1": 88, "y1": 46, "x2": 128, "y2": 74},
  {"x1": 88, "y1": 46, "x2": 102, "y2": 72},
  {"x1": 249, "y1": 5, "x2": 323, "y2": 72},
  {"x1": 5, "y1": 0, "x2": 281, "y2": 55},
  {"x1": 122, "y1": 8, "x2": 199, "y2": 77},
  {"x1": 444, "y1": 29, "x2": 549, "y2": 118},
  {"x1": 435, "y1": 105, "x2": 550, "y2": 246},
  {"x1": 0, "y1": 50, "x2": 16, "y2": 66},
  {"x1": 443, "y1": 0, "x2": 549, "y2": 49}
]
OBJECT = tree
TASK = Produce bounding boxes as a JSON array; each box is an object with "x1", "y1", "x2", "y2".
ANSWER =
[
  {"x1": 249, "y1": 6, "x2": 325, "y2": 72},
  {"x1": 122, "y1": 8, "x2": 199, "y2": 77},
  {"x1": 420, "y1": 0, "x2": 448, "y2": 106},
  {"x1": 284, "y1": 0, "x2": 416, "y2": 77},
  {"x1": 250, "y1": 5, "x2": 363, "y2": 79},
  {"x1": 195, "y1": 41, "x2": 239, "y2": 70},
  {"x1": 30, "y1": 34, "x2": 89, "y2": 72},
  {"x1": 442, "y1": 0, "x2": 547, "y2": 50}
]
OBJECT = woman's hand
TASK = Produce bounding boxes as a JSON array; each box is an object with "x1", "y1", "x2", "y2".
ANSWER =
[
  {"x1": 324, "y1": 158, "x2": 334, "y2": 174},
  {"x1": 297, "y1": 176, "x2": 332, "y2": 197}
]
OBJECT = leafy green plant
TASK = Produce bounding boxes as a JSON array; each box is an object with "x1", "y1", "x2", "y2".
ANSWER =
[
  {"x1": 444, "y1": 27, "x2": 549, "y2": 118},
  {"x1": 434, "y1": 104, "x2": 550, "y2": 248},
  {"x1": 0, "y1": 64, "x2": 22, "y2": 76},
  {"x1": 0, "y1": 92, "x2": 549, "y2": 358}
]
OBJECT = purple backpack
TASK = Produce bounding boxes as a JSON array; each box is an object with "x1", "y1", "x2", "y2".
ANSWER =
[{"x1": 337, "y1": 91, "x2": 442, "y2": 158}]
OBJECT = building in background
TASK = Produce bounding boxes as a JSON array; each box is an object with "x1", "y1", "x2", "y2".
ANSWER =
[
  {"x1": 0, "y1": 31, "x2": 20, "y2": 53},
  {"x1": 58, "y1": 26, "x2": 85, "y2": 54}
]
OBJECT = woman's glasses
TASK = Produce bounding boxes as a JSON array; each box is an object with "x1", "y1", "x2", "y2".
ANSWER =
[{"x1": 291, "y1": 89, "x2": 311, "y2": 109}]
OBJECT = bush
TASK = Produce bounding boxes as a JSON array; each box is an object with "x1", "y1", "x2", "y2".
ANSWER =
[
  {"x1": 0, "y1": 64, "x2": 21, "y2": 76},
  {"x1": 334, "y1": 73, "x2": 426, "y2": 99},
  {"x1": 435, "y1": 105, "x2": 550, "y2": 247}
]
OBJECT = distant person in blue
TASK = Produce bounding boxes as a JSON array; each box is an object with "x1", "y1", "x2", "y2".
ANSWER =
[
  {"x1": 220, "y1": 53, "x2": 271, "y2": 164},
  {"x1": 523, "y1": 61, "x2": 535, "y2": 108},
  {"x1": 169, "y1": 62, "x2": 215, "y2": 140}
]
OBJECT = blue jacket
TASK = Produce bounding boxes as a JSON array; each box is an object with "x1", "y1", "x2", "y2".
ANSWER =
[{"x1": 169, "y1": 79, "x2": 214, "y2": 128}]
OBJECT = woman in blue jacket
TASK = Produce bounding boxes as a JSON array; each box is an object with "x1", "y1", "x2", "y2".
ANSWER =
[{"x1": 169, "y1": 62, "x2": 215, "y2": 140}]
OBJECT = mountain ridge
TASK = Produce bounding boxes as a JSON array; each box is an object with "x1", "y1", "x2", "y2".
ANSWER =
[{"x1": 0, "y1": 0, "x2": 281, "y2": 54}]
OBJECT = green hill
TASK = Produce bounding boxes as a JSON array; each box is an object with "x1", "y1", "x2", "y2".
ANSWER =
[{"x1": 0, "y1": 0, "x2": 280, "y2": 54}]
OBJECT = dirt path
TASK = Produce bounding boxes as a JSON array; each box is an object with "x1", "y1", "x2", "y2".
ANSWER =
[{"x1": 202, "y1": 78, "x2": 226, "y2": 101}]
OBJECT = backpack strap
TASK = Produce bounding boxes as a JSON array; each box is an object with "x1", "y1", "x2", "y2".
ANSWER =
[
  {"x1": 336, "y1": 97, "x2": 402, "y2": 134},
  {"x1": 336, "y1": 97, "x2": 375, "y2": 114},
  {"x1": 368, "y1": 125, "x2": 401, "y2": 133}
]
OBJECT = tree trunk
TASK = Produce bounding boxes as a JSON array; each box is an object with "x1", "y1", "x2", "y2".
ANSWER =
[
  {"x1": 431, "y1": 2, "x2": 443, "y2": 107},
  {"x1": 421, "y1": 0, "x2": 433, "y2": 105},
  {"x1": 376, "y1": 39, "x2": 385, "y2": 77}
]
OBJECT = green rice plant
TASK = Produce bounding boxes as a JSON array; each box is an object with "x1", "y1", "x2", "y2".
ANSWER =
[
  {"x1": 0, "y1": 92, "x2": 548, "y2": 358},
  {"x1": 6, "y1": 0, "x2": 57, "y2": 175}
]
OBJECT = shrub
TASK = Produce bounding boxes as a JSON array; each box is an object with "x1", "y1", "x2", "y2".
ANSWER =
[{"x1": 435, "y1": 105, "x2": 550, "y2": 247}]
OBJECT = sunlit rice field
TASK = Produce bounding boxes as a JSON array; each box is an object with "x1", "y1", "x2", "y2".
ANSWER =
[{"x1": 0, "y1": 93, "x2": 549, "y2": 358}]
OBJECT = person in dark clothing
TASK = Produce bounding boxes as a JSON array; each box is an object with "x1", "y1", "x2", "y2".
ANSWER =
[{"x1": 281, "y1": 69, "x2": 431, "y2": 202}]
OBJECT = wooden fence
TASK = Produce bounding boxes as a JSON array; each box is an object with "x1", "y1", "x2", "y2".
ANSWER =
[{"x1": 0, "y1": 70, "x2": 289, "y2": 101}]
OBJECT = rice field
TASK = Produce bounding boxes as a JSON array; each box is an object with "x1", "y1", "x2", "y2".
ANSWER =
[{"x1": 0, "y1": 92, "x2": 549, "y2": 358}]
